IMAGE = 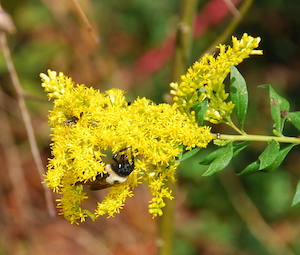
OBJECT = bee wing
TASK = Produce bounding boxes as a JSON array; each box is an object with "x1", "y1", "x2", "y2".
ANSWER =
[
  {"x1": 89, "y1": 169, "x2": 112, "y2": 190},
  {"x1": 76, "y1": 176, "x2": 112, "y2": 190},
  {"x1": 77, "y1": 164, "x2": 128, "y2": 190},
  {"x1": 90, "y1": 164, "x2": 128, "y2": 189},
  {"x1": 89, "y1": 180, "x2": 113, "y2": 190}
]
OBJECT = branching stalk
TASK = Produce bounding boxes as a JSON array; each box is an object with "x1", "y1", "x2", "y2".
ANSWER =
[
  {"x1": 225, "y1": 117, "x2": 246, "y2": 135},
  {"x1": 0, "y1": 32, "x2": 55, "y2": 217},
  {"x1": 214, "y1": 133, "x2": 300, "y2": 144},
  {"x1": 203, "y1": 0, "x2": 254, "y2": 55}
]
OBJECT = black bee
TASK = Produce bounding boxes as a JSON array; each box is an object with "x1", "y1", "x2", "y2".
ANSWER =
[{"x1": 85, "y1": 147, "x2": 135, "y2": 190}]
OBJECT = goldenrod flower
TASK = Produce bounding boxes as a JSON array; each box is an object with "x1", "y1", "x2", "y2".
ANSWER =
[
  {"x1": 42, "y1": 33, "x2": 262, "y2": 223},
  {"x1": 41, "y1": 70, "x2": 213, "y2": 223},
  {"x1": 170, "y1": 33, "x2": 262, "y2": 124}
]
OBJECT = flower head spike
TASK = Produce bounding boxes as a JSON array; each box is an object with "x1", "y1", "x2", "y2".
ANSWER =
[
  {"x1": 41, "y1": 70, "x2": 75, "y2": 99},
  {"x1": 170, "y1": 33, "x2": 262, "y2": 124},
  {"x1": 41, "y1": 70, "x2": 213, "y2": 223}
]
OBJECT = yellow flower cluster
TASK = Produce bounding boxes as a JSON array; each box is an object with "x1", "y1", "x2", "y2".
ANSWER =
[
  {"x1": 170, "y1": 33, "x2": 262, "y2": 124},
  {"x1": 41, "y1": 70, "x2": 213, "y2": 223}
]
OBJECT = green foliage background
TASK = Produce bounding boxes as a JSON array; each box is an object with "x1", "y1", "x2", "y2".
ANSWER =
[{"x1": 1, "y1": 0, "x2": 300, "y2": 254}]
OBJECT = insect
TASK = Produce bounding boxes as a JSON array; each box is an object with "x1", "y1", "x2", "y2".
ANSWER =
[
  {"x1": 85, "y1": 147, "x2": 135, "y2": 190},
  {"x1": 62, "y1": 116, "x2": 79, "y2": 125}
]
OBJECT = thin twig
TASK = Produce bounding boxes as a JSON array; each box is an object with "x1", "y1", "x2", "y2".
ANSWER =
[
  {"x1": 219, "y1": 167, "x2": 295, "y2": 255},
  {"x1": 0, "y1": 89, "x2": 31, "y2": 233},
  {"x1": 171, "y1": 0, "x2": 198, "y2": 82},
  {"x1": 0, "y1": 32, "x2": 55, "y2": 217},
  {"x1": 202, "y1": 0, "x2": 254, "y2": 56},
  {"x1": 71, "y1": 0, "x2": 100, "y2": 43},
  {"x1": 222, "y1": 0, "x2": 241, "y2": 18}
]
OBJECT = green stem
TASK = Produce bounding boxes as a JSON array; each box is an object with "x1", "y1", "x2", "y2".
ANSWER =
[
  {"x1": 171, "y1": 0, "x2": 198, "y2": 82},
  {"x1": 160, "y1": 0, "x2": 198, "y2": 254},
  {"x1": 158, "y1": 180, "x2": 176, "y2": 255},
  {"x1": 225, "y1": 117, "x2": 245, "y2": 135},
  {"x1": 215, "y1": 133, "x2": 300, "y2": 144}
]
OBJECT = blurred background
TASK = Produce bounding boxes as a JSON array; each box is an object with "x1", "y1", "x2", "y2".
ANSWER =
[{"x1": 0, "y1": 0, "x2": 300, "y2": 254}]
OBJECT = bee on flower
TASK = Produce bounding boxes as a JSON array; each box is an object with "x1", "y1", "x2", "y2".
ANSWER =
[{"x1": 41, "y1": 33, "x2": 261, "y2": 224}]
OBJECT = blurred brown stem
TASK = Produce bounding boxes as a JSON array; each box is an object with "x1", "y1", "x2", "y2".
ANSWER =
[
  {"x1": 0, "y1": 89, "x2": 30, "y2": 235},
  {"x1": 0, "y1": 32, "x2": 55, "y2": 217},
  {"x1": 219, "y1": 168, "x2": 295, "y2": 255},
  {"x1": 70, "y1": 0, "x2": 100, "y2": 43},
  {"x1": 171, "y1": 0, "x2": 198, "y2": 83},
  {"x1": 202, "y1": 0, "x2": 254, "y2": 56}
]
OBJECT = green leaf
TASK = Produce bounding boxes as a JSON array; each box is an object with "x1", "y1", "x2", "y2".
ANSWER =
[
  {"x1": 237, "y1": 142, "x2": 295, "y2": 176},
  {"x1": 193, "y1": 98, "x2": 208, "y2": 126},
  {"x1": 258, "y1": 84, "x2": 290, "y2": 135},
  {"x1": 258, "y1": 140, "x2": 280, "y2": 170},
  {"x1": 199, "y1": 147, "x2": 227, "y2": 165},
  {"x1": 286, "y1": 111, "x2": 300, "y2": 132},
  {"x1": 292, "y1": 180, "x2": 300, "y2": 206},
  {"x1": 230, "y1": 66, "x2": 248, "y2": 129},
  {"x1": 265, "y1": 143, "x2": 296, "y2": 172},
  {"x1": 237, "y1": 160, "x2": 260, "y2": 176},
  {"x1": 199, "y1": 141, "x2": 251, "y2": 165},
  {"x1": 180, "y1": 147, "x2": 201, "y2": 161},
  {"x1": 232, "y1": 141, "x2": 252, "y2": 157},
  {"x1": 202, "y1": 142, "x2": 233, "y2": 176}
]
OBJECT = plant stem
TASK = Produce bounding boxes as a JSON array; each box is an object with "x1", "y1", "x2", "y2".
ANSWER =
[
  {"x1": 158, "y1": 180, "x2": 176, "y2": 255},
  {"x1": 0, "y1": 32, "x2": 56, "y2": 217},
  {"x1": 171, "y1": 0, "x2": 198, "y2": 82},
  {"x1": 203, "y1": 0, "x2": 254, "y2": 55},
  {"x1": 219, "y1": 168, "x2": 295, "y2": 255},
  {"x1": 215, "y1": 133, "x2": 300, "y2": 144},
  {"x1": 159, "y1": 0, "x2": 198, "y2": 254},
  {"x1": 70, "y1": 0, "x2": 100, "y2": 42},
  {"x1": 225, "y1": 117, "x2": 245, "y2": 135}
]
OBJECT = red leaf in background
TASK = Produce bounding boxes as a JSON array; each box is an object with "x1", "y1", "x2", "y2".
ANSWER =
[
  {"x1": 194, "y1": 0, "x2": 240, "y2": 37},
  {"x1": 134, "y1": 36, "x2": 175, "y2": 78},
  {"x1": 126, "y1": 0, "x2": 242, "y2": 85}
]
